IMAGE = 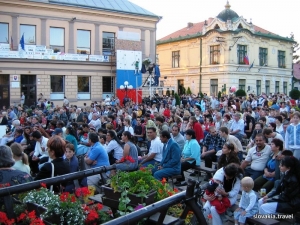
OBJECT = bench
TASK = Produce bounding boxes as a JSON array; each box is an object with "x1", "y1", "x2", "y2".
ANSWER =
[
  {"x1": 168, "y1": 175, "x2": 182, "y2": 189},
  {"x1": 246, "y1": 217, "x2": 280, "y2": 225},
  {"x1": 192, "y1": 165, "x2": 217, "y2": 181}
]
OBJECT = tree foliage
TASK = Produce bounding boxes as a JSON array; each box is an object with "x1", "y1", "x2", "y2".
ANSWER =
[
  {"x1": 186, "y1": 87, "x2": 192, "y2": 95},
  {"x1": 174, "y1": 93, "x2": 181, "y2": 106},
  {"x1": 289, "y1": 89, "x2": 300, "y2": 100},
  {"x1": 290, "y1": 33, "x2": 300, "y2": 62},
  {"x1": 235, "y1": 89, "x2": 247, "y2": 97}
]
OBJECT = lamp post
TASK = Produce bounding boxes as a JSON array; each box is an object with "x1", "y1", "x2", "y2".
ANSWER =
[{"x1": 119, "y1": 81, "x2": 133, "y2": 98}]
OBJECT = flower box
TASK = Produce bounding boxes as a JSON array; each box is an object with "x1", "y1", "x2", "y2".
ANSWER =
[{"x1": 101, "y1": 185, "x2": 156, "y2": 207}]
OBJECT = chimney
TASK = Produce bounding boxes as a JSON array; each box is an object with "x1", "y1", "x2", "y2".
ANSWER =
[{"x1": 187, "y1": 22, "x2": 193, "y2": 28}]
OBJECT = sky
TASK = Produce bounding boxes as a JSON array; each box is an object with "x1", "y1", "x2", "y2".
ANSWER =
[{"x1": 129, "y1": 0, "x2": 300, "y2": 45}]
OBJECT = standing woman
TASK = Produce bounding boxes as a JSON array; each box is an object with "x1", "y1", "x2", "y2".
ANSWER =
[
  {"x1": 114, "y1": 131, "x2": 138, "y2": 172},
  {"x1": 65, "y1": 126, "x2": 78, "y2": 154},
  {"x1": 285, "y1": 112, "x2": 300, "y2": 159},
  {"x1": 258, "y1": 156, "x2": 300, "y2": 214},
  {"x1": 217, "y1": 142, "x2": 240, "y2": 169}
]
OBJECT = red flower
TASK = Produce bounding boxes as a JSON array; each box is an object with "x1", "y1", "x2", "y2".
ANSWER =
[
  {"x1": 28, "y1": 210, "x2": 36, "y2": 219},
  {"x1": 71, "y1": 195, "x2": 76, "y2": 202},
  {"x1": 17, "y1": 212, "x2": 26, "y2": 222},
  {"x1": 40, "y1": 183, "x2": 47, "y2": 188},
  {"x1": 30, "y1": 218, "x2": 45, "y2": 225},
  {"x1": 158, "y1": 189, "x2": 163, "y2": 194},
  {"x1": 174, "y1": 188, "x2": 179, "y2": 193},
  {"x1": 75, "y1": 187, "x2": 91, "y2": 197},
  {"x1": 85, "y1": 210, "x2": 99, "y2": 224},
  {"x1": 139, "y1": 167, "x2": 146, "y2": 172},
  {"x1": 167, "y1": 191, "x2": 173, "y2": 196},
  {"x1": 96, "y1": 203, "x2": 103, "y2": 210},
  {"x1": 161, "y1": 178, "x2": 167, "y2": 185},
  {"x1": 60, "y1": 192, "x2": 69, "y2": 202}
]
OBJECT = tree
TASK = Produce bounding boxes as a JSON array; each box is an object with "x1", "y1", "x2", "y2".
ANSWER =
[
  {"x1": 289, "y1": 89, "x2": 300, "y2": 100},
  {"x1": 171, "y1": 90, "x2": 175, "y2": 96},
  {"x1": 186, "y1": 87, "x2": 192, "y2": 95},
  {"x1": 174, "y1": 93, "x2": 180, "y2": 106},
  {"x1": 199, "y1": 92, "x2": 204, "y2": 98},
  {"x1": 181, "y1": 87, "x2": 186, "y2": 95},
  {"x1": 235, "y1": 89, "x2": 247, "y2": 97},
  {"x1": 218, "y1": 91, "x2": 222, "y2": 99}
]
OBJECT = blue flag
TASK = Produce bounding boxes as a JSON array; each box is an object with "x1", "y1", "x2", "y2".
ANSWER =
[
  {"x1": 19, "y1": 34, "x2": 25, "y2": 51},
  {"x1": 249, "y1": 60, "x2": 254, "y2": 70}
]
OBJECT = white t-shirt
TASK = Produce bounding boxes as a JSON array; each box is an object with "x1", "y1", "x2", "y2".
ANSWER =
[
  {"x1": 245, "y1": 145, "x2": 271, "y2": 171},
  {"x1": 267, "y1": 133, "x2": 284, "y2": 145},
  {"x1": 124, "y1": 126, "x2": 134, "y2": 135},
  {"x1": 34, "y1": 137, "x2": 49, "y2": 159},
  {"x1": 148, "y1": 136, "x2": 163, "y2": 162},
  {"x1": 89, "y1": 119, "x2": 101, "y2": 132},
  {"x1": 105, "y1": 140, "x2": 123, "y2": 160}
]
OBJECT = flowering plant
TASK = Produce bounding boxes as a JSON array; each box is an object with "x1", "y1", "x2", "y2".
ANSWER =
[
  {"x1": 0, "y1": 210, "x2": 45, "y2": 225},
  {"x1": 83, "y1": 203, "x2": 113, "y2": 224}
]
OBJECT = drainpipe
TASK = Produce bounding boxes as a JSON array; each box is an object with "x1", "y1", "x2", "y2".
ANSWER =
[{"x1": 199, "y1": 38, "x2": 203, "y2": 94}]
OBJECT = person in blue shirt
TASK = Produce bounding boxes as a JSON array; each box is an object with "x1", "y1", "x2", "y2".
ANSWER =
[
  {"x1": 84, "y1": 133, "x2": 110, "y2": 192},
  {"x1": 14, "y1": 128, "x2": 24, "y2": 143}
]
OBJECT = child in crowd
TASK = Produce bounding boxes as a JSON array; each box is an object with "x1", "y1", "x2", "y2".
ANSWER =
[
  {"x1": 205, "y1": 180, "x2": 231, "y2": 214},
  {"x1": 234, "y1": 177, "x2": 258, "y2": 225}
]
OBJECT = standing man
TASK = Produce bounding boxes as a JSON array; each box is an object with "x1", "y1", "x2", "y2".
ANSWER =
[
  {"x1": 21, "y1": 92, "x2": 25, "y2": 107},
  {"x1": 171, "y1": 124, "x2": 185, "y2": 151},
  {"x1": 85, "y1": 132, "x2": 110, "y2": 192},
  {"x1": 139, "y1": 127, "x2": 163, "y2": 167},
  {"x1": 153, "y1": 131, "x2": 181, "y2": 180}
]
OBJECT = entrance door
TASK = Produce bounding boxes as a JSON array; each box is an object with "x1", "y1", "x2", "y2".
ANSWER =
[
  {"x1": 21, "y1": 75, "x2": 36, "y2": 107},
  {"x1": 0, "y1": 75, "x2": 10, "y2": 109},
  {"x1": 177, "y1": 79, "x2": 184, "y2": 95}
]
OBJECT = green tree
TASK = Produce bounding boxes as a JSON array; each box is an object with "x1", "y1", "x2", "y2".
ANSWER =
[
  {"x1": 199, "y1": 92, "x2": 204, "y2": 98},
  {"x1": 290, "y1": 33, "x2": 299, "y2": 62},
  {"x1": 186, "y1": 87, "x2": 192, "y2": 95},
  {"x1": 235, "y1": 89, "x2": 247, "y2": 97},
  {"x1": 218, "y1": 91, "x2": 222, "y2": 99},
  {"x1": 174, "y1": 93, "x2": 180, "y2": 106},
  {"x1": 171, "y1": 90, "x2": 175, "y2": 96},
  {"x1": 289, "y1": 89, "x2": 300, "y2": 100},
  {"x1": 182, "y1": 87, "x2": 186, "y2": 95}
]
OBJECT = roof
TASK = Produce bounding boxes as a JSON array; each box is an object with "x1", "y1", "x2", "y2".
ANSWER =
[
  {"x1": 157, "y1": 21, "x2": 293, "y2": 44},
  {"x1": 48, "y1": 0, "x2": 159, "y2": 18},
  {"x1": 217, "y1": 2, "x2": 239, "y2": 22}
]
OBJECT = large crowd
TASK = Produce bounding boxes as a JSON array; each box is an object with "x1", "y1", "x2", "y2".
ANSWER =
[{"x1": 0, "y1": 92, "x2": 300, "y2": 225}]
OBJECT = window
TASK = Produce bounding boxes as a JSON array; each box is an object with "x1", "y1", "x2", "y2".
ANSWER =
[
  {"x1": 50, "y1": 27, "x2": 65, "y2": 53},
  {"x1": 102, "y1": 32, "x2": 115, "y2": 55},
  {"x1": 50, "y1": 75, "x2": 64, "y2": 100},
  {"x1": 0, "y1": 23, "x2": 8, "y2": 43},
  {"x1": 238, "y1": 79, "x2": 246, "y2": 91},
  {"x1": 77, "y1": 76, "x2": 90, "y2": 99},
  {"x1": 265, "y1": 80, "x2": 270, "y2": 95},
  {"x1": 283, "y1": 82, "x2": 287, "y2": 95},
  {"x1": 210, "y1": 45, "x2": 220, "y2": 64},
  {"x1": 77, "y1": 30, "x2": 90, "y2": 54},
  {"x1": 256, "y1": 80, "x2": 261, "y2": 96},
  {"x1": 20, "y1": 25, "x2": 36, "y2": 45},
  {"x1": 259, "y1": 47, "x2": 268, "y2": 66},
  {"x1": 210, "y1": 79, "x2": 218, "y2": 96},
  {"x1": 278, "y1": 51, "x2": 285, "y2": 68},
  {"x1": 237, "y1": 45, "x2": 247, "y2": 64},
  {"x1": 275, "y1": 81, "x2": 280, "y2": 94},
  {"x1": 102, "y1": 77, "x2": 114, "y2": 93},
  {"x1": 172, "y1": 51, "x2": 180, "y2": 68}
]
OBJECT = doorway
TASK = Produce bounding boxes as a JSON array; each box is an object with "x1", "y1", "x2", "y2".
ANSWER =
[
  {"x1": 21, "y1": 75, "x2": 36, "y2": 107},
  {"x1": 0, "y1": 75, "x2": 10, "y2": 109},
  {"x1": 177, "y1": 79, "x2": 184, "y2": 95}
]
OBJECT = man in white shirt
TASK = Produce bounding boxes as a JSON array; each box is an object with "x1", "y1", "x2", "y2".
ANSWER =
[
  {"x1": 229, "y1": 113, "x2": 245, "y2": 141},
  {"x1": 32, "y1": 131, "x2": 49, "y2": 161},
  {"x1": 262, "y1": 128, "x2": 284, "y2": 145},
  {"x1": 88, "y1": 113, "x2": 101, "y2": 132},
  {"x1": 241, "y1": 133, "x2": 271, "y2": 180},
  {"x1": 139, "y1": 127, "x2": 163, "y2": 167}
]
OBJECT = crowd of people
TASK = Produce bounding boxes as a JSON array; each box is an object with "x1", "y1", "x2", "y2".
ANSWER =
[{"x1": 0, "y1": 91, "x2": 300, "y2": 224}]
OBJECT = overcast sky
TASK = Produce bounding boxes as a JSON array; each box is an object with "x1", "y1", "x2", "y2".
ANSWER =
[{"x1": 129, "y1": 0, "x2": 300, "y2": 44}]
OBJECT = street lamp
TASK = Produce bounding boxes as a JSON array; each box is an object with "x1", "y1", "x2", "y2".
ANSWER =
[{"x1": 120, "y1": 81, "x2": 133, "y2": 98}]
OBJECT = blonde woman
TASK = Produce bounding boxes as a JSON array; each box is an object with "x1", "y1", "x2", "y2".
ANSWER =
[{"x1": 11, "y1": 143, "x2": 30, "y2": 174}]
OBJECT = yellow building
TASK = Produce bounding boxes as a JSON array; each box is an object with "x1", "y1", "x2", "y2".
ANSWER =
[
  {"x1": 0, "y1": 0, "x2": 159, "y2": 108},
  {"x1": 157, "y1": 1, "x2": 294, "y2": 97}
]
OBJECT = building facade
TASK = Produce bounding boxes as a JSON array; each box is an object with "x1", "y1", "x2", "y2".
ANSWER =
[
  {"x1": 157, "y1": 2, "x2": 294, "y2": 97},
  {"x1": 0, "y1": 0, "x2": 159, "y2": 108}
]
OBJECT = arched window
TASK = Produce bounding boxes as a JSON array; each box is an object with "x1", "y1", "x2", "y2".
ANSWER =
[
  {"x1": 214, "y1": 24, "x2": 220, "y2": 29},
  {"x1": 238, "y1": 24, "x2": 243, "y2": 29}
]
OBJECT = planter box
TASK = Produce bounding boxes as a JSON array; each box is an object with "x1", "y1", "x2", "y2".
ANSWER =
[
  {"x1": 101, "y1": 185, "x2": 156, "y2": 207},
  {"x1": 26, "y1": 202, "x2": 46, "y2": 217}
]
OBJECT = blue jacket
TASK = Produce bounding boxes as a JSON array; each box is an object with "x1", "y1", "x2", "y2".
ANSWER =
[
  {"x1": 160, "y1": 139, "x2": 181, "y2": 172},
  {"x1": 285, "y1": 123, "x2": 300, "y2": 149}
]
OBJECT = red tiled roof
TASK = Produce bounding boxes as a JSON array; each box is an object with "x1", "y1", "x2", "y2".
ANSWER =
[{"x1": 158, "y1": 19, "x2": 275, "y2": 41}]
